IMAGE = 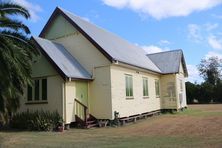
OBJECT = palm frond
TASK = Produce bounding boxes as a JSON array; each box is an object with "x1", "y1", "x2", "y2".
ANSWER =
[
  {"x1": 0, "y1": 1, "x2": 36, "y2": 118},
  {"x1": 0, "y1": 2, "x2": 30, "y2": 19},
  {"x1": 0, "y1": 17, "x2": 30, "y2": 34}
]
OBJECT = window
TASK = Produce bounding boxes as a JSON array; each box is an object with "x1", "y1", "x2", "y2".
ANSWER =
[
  {"x1": 34, "y1": 80, "x2": 40, "y2": 100},
  {"x1": 143, "y1": 77, "x2": 149, "y2": 97},
  {"x1": 167, "y1": 82, "x2": 176, "y2": 97},
  {"x1": 27, "y1": 85, "x2": 32, "y2": 101},
  {"x1": 27, "y1": 78, "x2": 47, "y2": 102},
  {"x1": 180, "y1": 80, "x2": 183, "y2": 91},
  {"x1": 155, "y1": 79, "x2": 160, "y2": 97},
  {"x1": 125, "y1": 74, "x2": 133, "y2": 98},
  {"x1": 42, "y1": 79, "x2": 47, "y2": 100}
]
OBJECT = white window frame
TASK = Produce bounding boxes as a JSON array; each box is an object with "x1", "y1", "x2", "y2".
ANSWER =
[
  {"x1": 27, "y1": 78, "x2": 48, "y2": 103},
  {"x1": 143, "y1": 77, "x2": 149, "y2": 98},
  {"x1": 125, "y1": 74, "x2": 133, "y2": 99}
]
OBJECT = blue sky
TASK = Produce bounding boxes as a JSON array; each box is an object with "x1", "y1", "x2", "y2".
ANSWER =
[{"x1": 12, "y1": 0, "x2": 222, "y2": 83}]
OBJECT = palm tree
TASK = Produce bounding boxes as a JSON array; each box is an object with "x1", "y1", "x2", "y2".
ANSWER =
[{"x1": 0, "y1": 1, "x2": 37, "y2": 124}]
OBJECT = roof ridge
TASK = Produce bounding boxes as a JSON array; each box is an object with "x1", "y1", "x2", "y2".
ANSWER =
[
  {"x1": 147, "y1": 49, "x2": 182, "y2": 56},
  {"x1": 58, "y1": 7, "x2": 110, "y2": 33}
]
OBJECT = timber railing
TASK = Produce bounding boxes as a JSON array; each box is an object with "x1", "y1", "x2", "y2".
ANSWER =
[{"x1": 74, "y1": 99, "x2": 87, "y2": 122}]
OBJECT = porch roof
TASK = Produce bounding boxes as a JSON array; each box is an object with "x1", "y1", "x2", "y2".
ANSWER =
[{"x1": 33, "y1": 37, "x2": 92, "y2": 80}]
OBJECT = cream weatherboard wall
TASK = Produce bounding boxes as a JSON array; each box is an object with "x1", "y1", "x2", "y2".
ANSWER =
[
  {"x1": 160, "y1": 74, "x2": 177, "y2": 109},
  {"x1": 89, "y1": 66, "x2": 112, "y2": 119},
  {"x1": 160, "y1": 61, "x2": 187, "y2": 110},
  {"x1": 44, "y1": 15, "x2": 77, "y2": 40},
  {"x1": 176, "y1": 61, "x2": 187, "y2": 108},
  {"x1": 19, "y1": 54, "x2": 64, "y2": 118},
  {"x1": 110, "y1": 65, "x2": 161, "y2": 118}
]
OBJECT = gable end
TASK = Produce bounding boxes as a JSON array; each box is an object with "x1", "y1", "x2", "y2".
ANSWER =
[{"x1": 39, "y1": 7, "x2": 114, "y2": 63}]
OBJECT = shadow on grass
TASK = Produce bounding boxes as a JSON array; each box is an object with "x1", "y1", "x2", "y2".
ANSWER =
[{"x1": 0, "y1": 127, "x2": 30, "y2": 133}]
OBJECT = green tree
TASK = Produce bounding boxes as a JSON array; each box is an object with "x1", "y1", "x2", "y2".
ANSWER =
[
  {"x1": 197, "y1": 57, "x2": 222, "y2": 85},
  {"x1": 0, "y1": 1, "x2": 37, "y2": 123},
  {"x1": 197, "y1": 82, "x2": 214, "y2": 103},
  {"x1": 215, "y1": 80, "x2": 222, "y2": 103},
  {"x1": 197, "y1": 56, "x2": 222, "y2": 103},
  {"x1": 185, "y1": 81, "x2": 197, "y2": 104}
]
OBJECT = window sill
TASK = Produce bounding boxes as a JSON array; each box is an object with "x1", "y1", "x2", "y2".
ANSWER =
[
  {"x1": 143, "y1": 96, "x2": 149, "y2": 99},
  {"x1": 25, "y1": 101, "x2": 48, "y2": 105},
  {"x1": 126, "y1": 97, "x2": 134, "y2": 100}
]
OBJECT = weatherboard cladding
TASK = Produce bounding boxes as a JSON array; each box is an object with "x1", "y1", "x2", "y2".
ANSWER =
[
  {"x1": 147, "y1": 50, "x2": 183, "y2": 75},
  {"x1": 55, "y1": 7, "x2": 161, "y2": 73},
  {"x1": 33, "y1": 37, "x2": 91, "y2": 80}
]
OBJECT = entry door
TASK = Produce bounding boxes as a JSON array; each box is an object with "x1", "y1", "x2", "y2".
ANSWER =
[{"x1": 75, "y1": 81, "x2": 88, "y2": 106}]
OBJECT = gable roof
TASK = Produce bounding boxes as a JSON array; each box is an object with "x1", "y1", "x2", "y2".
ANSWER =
[
  {"x1": 39, "y1": 7, "x2": 161, "y2": 73},
  {"x1": 32, "y1": 37, "x2": 92, "y2": 80},
  {"x1": 147, "y1": 50, "x2": 188, "y2": 77}
]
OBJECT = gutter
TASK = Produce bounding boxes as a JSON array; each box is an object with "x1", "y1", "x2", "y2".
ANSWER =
[{"x1": 113, "y1": 60, "x2": 162, "y2": 75}]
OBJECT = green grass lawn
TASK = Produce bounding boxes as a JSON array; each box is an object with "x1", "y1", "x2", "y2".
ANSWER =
[{"x1": 0, "y1": 104, "x2": 222, "y2": 148}]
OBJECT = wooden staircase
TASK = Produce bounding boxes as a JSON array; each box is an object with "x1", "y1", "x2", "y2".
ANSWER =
[
  {"x1": 85, "y1": 115, "x2": 98, "y2": 128},
  {"x1": 74, "y1": 99, "x2": 98, "y2": 128}
]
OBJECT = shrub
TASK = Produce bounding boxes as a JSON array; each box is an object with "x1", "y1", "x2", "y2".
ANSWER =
[{"x1": 10, "y1": 110, "x2": 63, "y2": 131}]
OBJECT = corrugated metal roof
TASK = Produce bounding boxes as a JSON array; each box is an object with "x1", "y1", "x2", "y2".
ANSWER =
[
  {"x1": 59, "y1": 8, "x2": 161, "y2": 73},
  {"x1": 33, "y1": 37, "x2": 91, "y2": 80},
  {"x1": 147, "y1": 49, "x2": 188, "y2": 76}
]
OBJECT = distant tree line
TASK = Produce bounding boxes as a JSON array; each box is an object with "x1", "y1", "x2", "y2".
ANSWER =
[{"x1": 186, "y1": 57, "x2": 222, "y2": 104}]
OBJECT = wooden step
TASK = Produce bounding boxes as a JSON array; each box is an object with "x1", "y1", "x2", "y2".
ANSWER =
[
  {"x1": 86, "y1": 120, "x2": 96, "y2": 124},
  {"x1": 86, "y1": 119, "x2": 98, "y2": 129},
  {"x1": 86, "y1": 123, "x2": 98, "y2": 129},
  {"x1": 75, "y1": 113, "x2": 98, "y2": 129}
]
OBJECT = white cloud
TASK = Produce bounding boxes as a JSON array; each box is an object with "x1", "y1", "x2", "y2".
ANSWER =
[
  {"x1": 187, "y1": 24, "x2": 203, "y2": 42},
  {"x1": 208, "y1": 35, "x2": 222, "y2": 50},
  {"x1": 204, "y1": 23, "x2": 219, "y2": 31},
  {"x1": 187, "y1": 64, "x2": 202, "y2": 83},
  {"x1": 159, "y1": 40, "x2": 171, "y2": 45},
  {"x1": 102, "y1": 0, "x2": 222, "y2": 20},
  {"x1": 102, "y1": 0, "x2": 128, "y2": 9},
  {"x1": 141, "y1": 45, "x2": 163, "y2": 54},
  {"x1": 13, "y1": 0, "x2": 42, "y2": 22},
  {"x1": 205, "y1": 51, "x2": 222, "y2": 59}
]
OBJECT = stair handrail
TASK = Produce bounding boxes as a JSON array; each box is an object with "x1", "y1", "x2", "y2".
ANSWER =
[{"x1": 74, "y1": 99, "x2": 88, "y2": 122}]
